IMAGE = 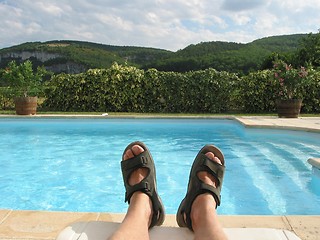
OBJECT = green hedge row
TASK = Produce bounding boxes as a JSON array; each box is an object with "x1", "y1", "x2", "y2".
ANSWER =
[
  {"x1": 42, "y1": 64, "x2": 239, "y2": 113},
  {"x1": 236, "y1": 70, "x2": 279, "y2": 113},
  {"x1": 2, "y1": 63, "x2": 319, "y2": 113},
  {"x1": 301, "y1": 69, "x2": 320, "y2": 113}
]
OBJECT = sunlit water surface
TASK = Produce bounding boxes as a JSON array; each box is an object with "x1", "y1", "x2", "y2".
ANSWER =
[{"x1": 0, "y1": 118, "x2": 319, "y2": 215}]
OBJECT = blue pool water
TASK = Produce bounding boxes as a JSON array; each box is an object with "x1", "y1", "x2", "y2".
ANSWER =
[{"x1": 0, "y1": 118, "x2": 319, "y2": 215}]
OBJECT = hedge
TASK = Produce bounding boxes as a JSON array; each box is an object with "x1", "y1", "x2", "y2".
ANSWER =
[
  {"x1": 42, "y1": 64, "x2": 238, "y2": 113},
  {"x1": 302, "y1": 69, "x2": 320, "y2": 113},
  {"x1": 2, "y1": 63, "x2": 319, "y2": 113},
  {"x1": 236, "y1": 70, "x2": 278, "y2": 113}
]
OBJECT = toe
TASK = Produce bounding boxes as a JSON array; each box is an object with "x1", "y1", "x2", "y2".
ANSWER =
[
  {"x1": 124, "y1": 149, "x2": 134, "y2": 160},
  {"x1": 123, "y1": 145, "x2": 144, "y2": 160},
  {"x1": 205, "y1": 152, "x2": 222, "y2": 165},
  {"x1": 132, "y1": 145, "x2": 144, "y2": 156}
]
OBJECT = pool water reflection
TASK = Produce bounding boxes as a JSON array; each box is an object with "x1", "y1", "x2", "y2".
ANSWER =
[{"x1": 0, "y1": 118, "x2": 319, "y2": 215}]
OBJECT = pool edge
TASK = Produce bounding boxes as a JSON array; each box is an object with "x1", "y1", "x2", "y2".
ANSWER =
[
  {"x1": 0, "y1": 209, "x2": 319, "y2": 240},
  {"x1": 1, "y1": 114, "x2": 320, "y2": 133}
]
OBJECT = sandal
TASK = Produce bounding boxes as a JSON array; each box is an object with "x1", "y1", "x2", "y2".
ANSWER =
[
  {"x1": 121, "y1": 141, "x2": 165, "y2": 228},
  {"x1": 176, "y1": 144, "x2": 225, "y2": 231}
]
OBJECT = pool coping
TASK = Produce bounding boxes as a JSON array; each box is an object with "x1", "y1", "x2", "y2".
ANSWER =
[
  {"x1": 1, "y1": 115, "x2": 319, "y2": 239},
  {"x1": 1, "y1": 114, "x2": 320, "y2": 132},
  {"x1": 234, "y1": 116, "x2": 320, "y2": 133},
  {"x1": 0, "y1": 210, "x2": 319, "y2": 240}
]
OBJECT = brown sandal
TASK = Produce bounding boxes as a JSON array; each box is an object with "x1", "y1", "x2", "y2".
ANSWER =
[
  {"x1": 176, "y1": 144, "x2": 225, "y2": 231},
  {"x1": 121, "y1": 141, "x2": 165, "y2": 228}
]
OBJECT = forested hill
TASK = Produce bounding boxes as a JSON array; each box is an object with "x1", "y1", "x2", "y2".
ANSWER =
[
  {"x1": 0, "y1": 34, "x2": 306, "y2": 74},
  {"x1": 145, "y1": 34, "x2": 306, "y2": 73}
]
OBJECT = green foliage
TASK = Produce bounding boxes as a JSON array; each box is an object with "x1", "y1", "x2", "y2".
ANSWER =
[
  {"x1": 236, "y1": 70, "x2": 278, "y2": 113},
  {"x1": 2, "y1": 33, "x2": 319, "y2": 114},
  {"x1": 4, "y1": 61, "x2": 319, "y2": 114},
  {"x1": 145, "y1": 34, "x2": 305, "y2": 74},
  {"x1": 301, "y1": 68, "x2": 320, "y2": 113},
  {"x1": 0, "y1": 35, "x2": 306, "y2": 75},
  {"x1": 0, "y1": 41, "x2": 171, "y2": 72},
  {"x1": 295, "y1": 32, "x2": 320, "y2": 67},
  {"x1": 235, "y1": 67, "x2": 319, "y2": 113},
  {"x1": 42, "y1": 64, "x2": 238, "y2": 113},
  {"x1": 0, "y1": 87, "x2": 14, "y2": 109},
  {"x1": 272, "y1": 59, "x2": 309, "y2": 100},
  {"x1": 43, "y1": 64, "x2": 147, "y2": 112},
  {"x1": 1, "y1": 60, "x2": 48, "y2": 97}
]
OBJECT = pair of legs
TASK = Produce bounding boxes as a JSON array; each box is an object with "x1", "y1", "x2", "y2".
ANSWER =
[{"x1": 109, "y1": 143, "x2": 228, "y2": 240}]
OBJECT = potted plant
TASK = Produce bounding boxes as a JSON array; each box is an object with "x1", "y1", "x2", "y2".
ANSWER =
[
  {"x1": 272, "y1": 60, "x2": 309, "y2": 118},
  {"x1": 2, "y1": 60, "x2": 47, "y2": 115}
]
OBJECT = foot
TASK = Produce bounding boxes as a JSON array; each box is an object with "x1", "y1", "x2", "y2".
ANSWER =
[
  {"x1": 123, "y1": 144, "x2": 153, "y2": 226},
  {"x1": 191, "y1": 151, "x2": 223, "y2": 231},
  {"x1": 123, "y1": 145, "x2": 149, "y2": 186}
]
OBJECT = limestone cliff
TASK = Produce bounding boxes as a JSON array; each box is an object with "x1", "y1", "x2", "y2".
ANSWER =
[{"x1": 0, "y1": 50, "x2": 87, "y2": 74}]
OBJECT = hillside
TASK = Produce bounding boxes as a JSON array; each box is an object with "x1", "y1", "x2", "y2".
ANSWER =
[
  {"x1": 0, "y1": 34, "x2": 307, "y2": 74},
  {"x1": 0, "y1": 41, "x2": 171, "y2": 73},
  {"x1": 144, "y1": 34, "x2": 306, "y2": 73}
]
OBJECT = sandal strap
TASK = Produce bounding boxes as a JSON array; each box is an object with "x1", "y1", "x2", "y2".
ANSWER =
[
  {"x1": 196, "y1": 154, "x2": 225, "y2": 201},
  {"x1": 121, "y1": 151, "x2": 152, "y2": 203}
]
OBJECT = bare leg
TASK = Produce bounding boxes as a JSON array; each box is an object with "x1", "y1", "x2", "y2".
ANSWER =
[
  {"x1": 191, "y1": 152, "x2": 228, "y2": 240},
  {"x1": 108, "y1": 145, "x2": 152, "y2": 240}
]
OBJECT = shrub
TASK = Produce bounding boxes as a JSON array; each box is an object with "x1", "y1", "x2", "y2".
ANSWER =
[
  {"x1": 301, "y1": 68, "x2": 320, "y2": 113},
  {"x1": 41, "y1": 63, "x2": 320, "y2": 114},
  {"x1": 237, "y1": 70, "x2": 278, "y2": 113},
  {"x1": 43, "y1": 64, "x2": 237, "y2": 113},
  {"x1": 1, "y1": 60, "x2": 47, "y2": 97}
]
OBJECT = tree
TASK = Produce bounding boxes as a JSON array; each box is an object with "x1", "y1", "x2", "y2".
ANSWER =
[
  {"x1": 295, "y1": 32, "x2": 320, "y2": 67},
  {"x1": 1, "y1": 60, "x2": 48, "y2": 97}
]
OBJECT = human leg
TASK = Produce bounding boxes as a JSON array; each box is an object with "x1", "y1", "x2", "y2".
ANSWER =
[
  {"x1": 177, "y1": 145, "x2": 228, "y2": 240},
  {"x1": 191, "y1": 151, "x2": 228, "y2": 240},
  {"x1": 108, "y1": 142, "x2": 165, "y2": 240}
]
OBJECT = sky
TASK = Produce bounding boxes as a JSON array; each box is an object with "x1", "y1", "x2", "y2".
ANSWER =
[{"x1": 0, "y1": 0, "x2": 319, "y2": 51}]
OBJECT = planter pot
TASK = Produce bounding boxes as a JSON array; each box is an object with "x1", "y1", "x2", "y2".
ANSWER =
[
  {"x1": 14, "y1": 97, "x2": 38, "y2": 115},
  {"x1": 276, "y1": 99, "x2": 302, "y2": 118}
]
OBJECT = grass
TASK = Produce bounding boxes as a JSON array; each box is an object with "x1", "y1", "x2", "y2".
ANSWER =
[{"x1": 1, "y1": 110, "x2": 319, "y2": 117}]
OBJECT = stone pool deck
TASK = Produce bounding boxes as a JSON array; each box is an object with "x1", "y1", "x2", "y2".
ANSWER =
[
  {"x1": 0, "y1": 115, "x2": 319, "y2": 240},
  {"x1": 235, "y1": 116, "x2": 320, "y2": 132},
  {"x1": 1, "y1": 210, "x2": 319, "y2": 240}
]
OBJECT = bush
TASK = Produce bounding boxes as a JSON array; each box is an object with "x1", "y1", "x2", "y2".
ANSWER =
[
  {"x1": 1, "y1": 60, "x2": 47, "y2": 97},
  {"x1": 301, "y1": 68, "x2": 320, "y2": 113},
  {"x1": 43, "y1": 64, "x2": 238, "y2": 113},
  {"x1": 237, "y1": 70, "x2": 278, "y2": 113},
  {"x1": 41, "y1": 63, "x2": 320, "y2": 114}
]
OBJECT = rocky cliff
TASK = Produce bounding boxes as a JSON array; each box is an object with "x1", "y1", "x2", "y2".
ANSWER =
[{"x1": 0, "y1": 50, "x2": 87, "y2": 74}]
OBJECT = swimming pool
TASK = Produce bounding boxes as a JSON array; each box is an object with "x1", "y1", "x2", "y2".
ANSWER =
[{"x1": 0, "y1": 118, "x2": 319, "y2": 215}]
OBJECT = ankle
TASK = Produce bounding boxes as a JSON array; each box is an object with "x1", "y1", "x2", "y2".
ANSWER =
[
  {"x1": 129, "y1": 192, "x2": 153, "y2": 225},
  {"x1": 191, "y1": 194, "x2": 216, "y2": 229}
]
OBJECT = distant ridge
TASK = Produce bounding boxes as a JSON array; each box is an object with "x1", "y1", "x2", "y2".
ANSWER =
[{"x1": 0, "y1": 34, "x2": 307, "y2": 74}]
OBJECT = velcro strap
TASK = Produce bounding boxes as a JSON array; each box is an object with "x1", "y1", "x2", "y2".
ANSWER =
[
  {"x1": 121, "y1": 151, "x2": 150, "y2": 171},
  {"x1": 199, "y1": 154, "x2": 225, "y2": 185},
  {"x1": 199, "y1": 182, "x2": 221, "y2": 206},
  {"x1": 121, "y1": 151, "x2": 152, "y2": 203},
  {"x1": 125, "y1": 181, "x2": 151, "y2": 203}
]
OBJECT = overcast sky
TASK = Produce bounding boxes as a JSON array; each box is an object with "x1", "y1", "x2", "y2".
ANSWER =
[{"x1": 0, "y1": 0, "x2": 319, "y2": 51}]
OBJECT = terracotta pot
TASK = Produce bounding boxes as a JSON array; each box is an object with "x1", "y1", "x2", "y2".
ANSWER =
[
  {"x1": 276, "y1": 99, "x2": 302, "y2": 118},
  {"x1": 14, "y1": 97, "x2": 38, "y2": 115}
]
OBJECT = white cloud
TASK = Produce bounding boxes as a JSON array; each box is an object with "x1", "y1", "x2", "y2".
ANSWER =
[
  {"x1": 33, "y1": 2, "x2": 64, "y2": 16},
  {"x1": 229, "y1": 13, "x2": 252, "y2": 26},
  {"x1": 222, "y1": 0, "x2": 267, "y2": 11},
  {"x1": 0, "y1": 0, "x2": 319, "y2": 51}
]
